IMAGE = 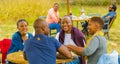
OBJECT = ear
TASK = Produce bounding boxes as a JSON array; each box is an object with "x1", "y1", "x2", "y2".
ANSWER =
[
  {"x1": 95, "y1": 22, "x2": 100, "y2": 29},
  {"x1": 41, "y1": 26, "x2": 46, "y2": 32},
  {"x1": 17, "y1": 26, "x2": 19, "y2": 30}
]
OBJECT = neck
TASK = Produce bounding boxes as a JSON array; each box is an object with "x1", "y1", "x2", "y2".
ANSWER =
[
  {"x1": 65, "y1": 31, "x2": 71, "y2": 34},
  {"x1": 35, "y1": 32, "x2": 44, "y2": 35},
  {"x1": 21, "y1": 33, "x2": 27, "y2": 36},
  {"x1": 94, "y1": 30, "x2": 104, "y2": 36}
]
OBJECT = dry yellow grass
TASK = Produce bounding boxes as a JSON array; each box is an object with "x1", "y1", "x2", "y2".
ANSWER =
[{"x1": 0, "y1": 1, "x2": 119, "y2": 54}]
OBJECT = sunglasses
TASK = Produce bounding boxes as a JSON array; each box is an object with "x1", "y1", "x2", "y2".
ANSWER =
[{"x1": 109, "y1": 7, "x2": 112, "y2": 8}]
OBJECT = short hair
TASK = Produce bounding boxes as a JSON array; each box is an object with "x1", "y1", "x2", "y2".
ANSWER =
[
  {"x1": 54, "y1": 3, "x2": 59, "y2": 6},
  {"x1": 33, "y1": 18, "x2": 46, "y2": 30},
  {"x1": 61, "y1": 15, "x2": 72, "y2": 24},
  {"x1": 112, "y1": 4, "x2": 117, "y2": 11},
  {"x1": 90, "y1": 17, "x2": 104, "y2": 29},
  {"x1": 17, "y1": 19, "x2": 28, "y2": 27}
]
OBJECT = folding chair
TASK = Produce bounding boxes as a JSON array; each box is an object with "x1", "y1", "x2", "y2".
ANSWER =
[
  {"x1": 81, "y1": 13, "x2": 101, "y2": 36},
  {"x1": 103, "y1": 16, "x2": 116, "y2": 40}
]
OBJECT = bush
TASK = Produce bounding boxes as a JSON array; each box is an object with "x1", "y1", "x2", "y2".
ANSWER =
[{"x1": 68, "y1": 0, "x2": 118, "y2": 6}]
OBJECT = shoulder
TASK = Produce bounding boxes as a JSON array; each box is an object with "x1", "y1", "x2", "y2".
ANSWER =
[
  {"x1": 72, "y1": 27, "x2": 84, "y2": 37},
  {"x1": 95, "y1": 35, "x2": 106, "y2": 42},
  {"x1": 73, "y1": 27, "x2": 82, "y2": 33},
  {"x1": 49, "y1": 8, "x2": 54, "y2": 12},
  {"x1": 110, "y1": 12, "x2": 116, "y2": 14},
  {"x1": 48, "y1": 36, "x2": 56, "y2": 41},
  {"x1": 49, "y1": 36, "x2": 59, "y2": 43},
  {"x1": 27, "y1": 32, "x2": 33, "y2": 37},
  {"x1": 24, "y1": 37, "x2": 33, "y2": 45},
  {"x1": 12, "y1": 31, "x2": 21, "y2": 38}
]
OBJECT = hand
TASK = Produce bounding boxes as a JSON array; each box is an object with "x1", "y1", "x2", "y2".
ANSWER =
[{"x1": 66, "y1": 45, "x2": 72, "y2": 48}]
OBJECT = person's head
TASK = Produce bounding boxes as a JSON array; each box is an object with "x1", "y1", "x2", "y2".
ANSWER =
[
  {"x1": 33, "y1": 18, "x2": 49, "y2": 35},
  {"x1": 88, "y1": 17, "x2": 104, "y2": 35},
  {"x1": 61, "y1": 16, "x2": 72, "y2": 33},
  {"x1": 53, "y1": 3, "x2": 59, "y2": 12},
  {"x1": 109, "y1": 4, "x2": 117, "y2": 12},
  {"x1": 17, "y1": 19, "x2": 28, "y2": 36}
]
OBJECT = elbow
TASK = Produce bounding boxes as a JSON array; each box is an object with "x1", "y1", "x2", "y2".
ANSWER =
[{"x1": 23, "y1": 52, "x2": 28, "y2": 60}]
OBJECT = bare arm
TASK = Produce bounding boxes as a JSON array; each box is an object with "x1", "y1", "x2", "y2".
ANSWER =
[
  {"x1": 58, "y1": 45, "x2": 72, "y2": 59},
  {"x1": 23, "y1": 52, "x2": 27, "y2": 60},
  {"x1": 67, "y1": 45, "x2": 84, "y2": 56},
  {"x1": 105, "y1": 16, "x2": 112, "y2": 19}
]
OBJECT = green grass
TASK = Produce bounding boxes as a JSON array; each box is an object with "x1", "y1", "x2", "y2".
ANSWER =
[{"x1": 0, "y1": 0, "x2": 120, "y2": 54}]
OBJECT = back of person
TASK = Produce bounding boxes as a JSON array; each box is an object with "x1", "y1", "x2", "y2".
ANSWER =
[
  {"x1": 24, "y1": 18, "x2": 72, "y2": 64},
  {"x1": 87, "y1": 35, "x2": 107, "y2": 64},
  {"x1": 24, "y1": 34, "x2": 61, "y2": 64}
]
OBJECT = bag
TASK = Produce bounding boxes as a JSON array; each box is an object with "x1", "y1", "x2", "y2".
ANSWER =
[{"x1": 97, "y1": 50, "x2": 118, "y2": 64}]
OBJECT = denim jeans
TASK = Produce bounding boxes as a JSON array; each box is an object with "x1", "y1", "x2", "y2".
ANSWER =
[
  {"x1": 63, "y1": 57, "x2": 80, "y2": 64},
  {"x1": 49, "y1": 22, "x2": 60, "y2": 33}
]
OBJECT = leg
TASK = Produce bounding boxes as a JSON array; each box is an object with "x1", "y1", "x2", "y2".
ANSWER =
[
  {"x1": 55, "y1": 23, "x2": 60, "y2": 33},
  {"x1": 49, "y1": 23, "x2": 56, "y2": 35}
]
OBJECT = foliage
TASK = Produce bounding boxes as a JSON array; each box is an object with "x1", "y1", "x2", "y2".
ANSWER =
[
  {"x1": 69, "y1": 0, "x2": 120, "y2": 6},
  {"x1": 0, "y1": 0, "x2": 61, "y2": 22},
  {"x1": 0, "y1": 0, "x2": 120, "y2": 53}
]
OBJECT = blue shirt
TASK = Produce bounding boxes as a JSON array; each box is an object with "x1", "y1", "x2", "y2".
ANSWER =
[
  {"x1": 24, "y1": 34, "x2": 62, "y2": 64},
  {"x1": 8, "y1": 31, "x2": 33, "y2": 54},
  {"x1": 103, "y1": 11, "x2": 116, "y2": 19}
]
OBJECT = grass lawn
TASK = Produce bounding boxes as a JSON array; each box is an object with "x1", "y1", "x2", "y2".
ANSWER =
[{"x1": 0, "y1": 4, "x2": 120, "y2": 54}]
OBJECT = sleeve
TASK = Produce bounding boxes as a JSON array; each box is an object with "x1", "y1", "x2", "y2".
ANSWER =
[
  {"x1": 55, "y1": 32, "x2": 60, "y2": 41},
  {"x1": 54, "y1": 38, "x2": 62, "y2": 50},
  {"x1": 8, "y1": 34, "x2": 21, "y2": 54},
  {"x1": 109, "y1": 12, "x2": 116, "y2": 18},
  {"x1": 103, "y1": 12, "x2": 111, "y2": 19},
  {"x1": 82, "y1": 36, "x2": 99, "y2": 56},
  {"x1": 49, "y1": 10, "x2": 59, "y2": 22}
]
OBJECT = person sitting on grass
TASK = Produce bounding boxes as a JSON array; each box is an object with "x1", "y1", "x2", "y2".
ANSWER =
[
  {"x1": 56, "y1": 16, "x2": 86, "y2": 64},
  {"x1": 23, "y1": 18, "x2": 72, "y2": 64},
  {"x1": 67, "y1": 17, "x2": 107, "y2": 64}
]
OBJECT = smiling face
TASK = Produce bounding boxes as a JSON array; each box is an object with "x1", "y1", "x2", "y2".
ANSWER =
[
  {"x1": 109, "y1": 5, "x2": 113, "y2": 12},
  {"x1": 17, "y1": 21, "x2": 28, "y2": 36},
  {"x1": 53, "y1": 3, "x2": 59, "y2": 12},
  {"x1": 61, "y1": 16, "x2": 72, "y2": 33},
  {"x1": 88, "y1": 19, "x2": 99, "y2": 35},
  {"x1": 88, "y1": 17, "x2": 104, "y2": 35}
]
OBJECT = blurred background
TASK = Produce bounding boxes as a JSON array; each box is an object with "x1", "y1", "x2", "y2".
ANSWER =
[{"x1": 0, "y1": 0, "x2": 120, "y2": 53}]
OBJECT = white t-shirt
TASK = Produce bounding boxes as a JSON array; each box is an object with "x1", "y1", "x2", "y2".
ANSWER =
[{"x1": 56, "y1": 32, "x2": 77, "y2": 46}]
